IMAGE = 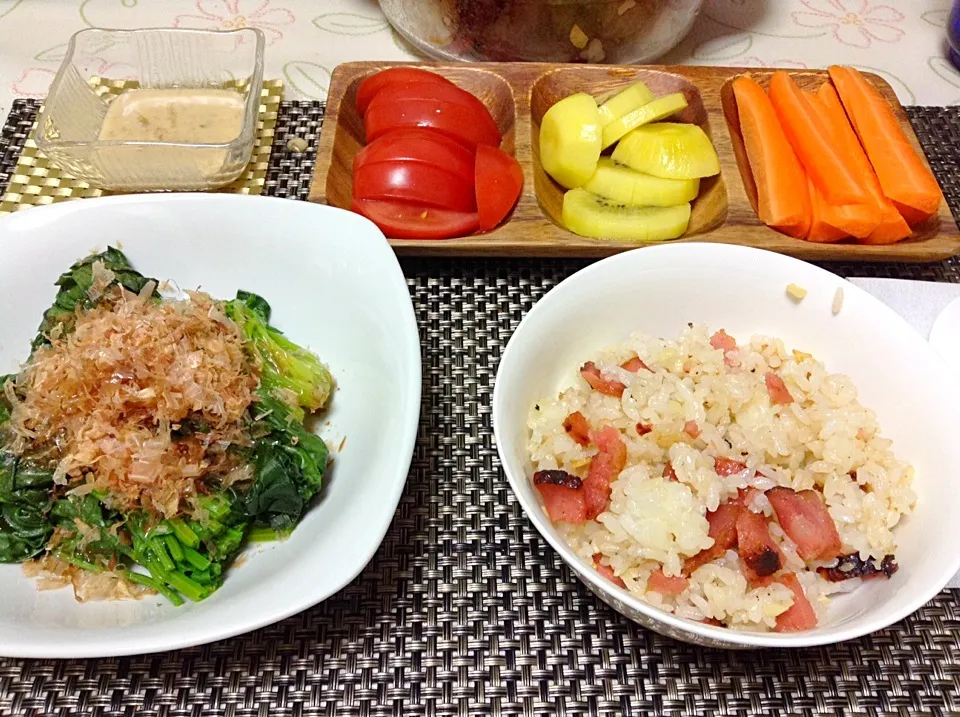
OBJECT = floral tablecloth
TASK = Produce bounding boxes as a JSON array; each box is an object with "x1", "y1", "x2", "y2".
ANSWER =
[{"x1": 0, "y1": 0, "x2": 959, "y2": 119}]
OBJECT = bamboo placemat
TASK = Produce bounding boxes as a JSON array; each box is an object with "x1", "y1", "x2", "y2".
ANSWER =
[{"x1": 0, "y1": 100, "x2": 958, "y2": 717}]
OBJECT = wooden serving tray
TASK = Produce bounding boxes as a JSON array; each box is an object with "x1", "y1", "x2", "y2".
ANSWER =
[{"x1": 310, "y1": 61, "x2": 960, "y2": 262}]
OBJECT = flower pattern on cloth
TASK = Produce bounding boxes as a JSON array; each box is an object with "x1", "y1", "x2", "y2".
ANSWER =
[
  {"x1": 792, "y1": 0, "x2": 905, "y2": 49},
  {"x1": 174, "y1": 0, "x2": 295, "y2": 45}
]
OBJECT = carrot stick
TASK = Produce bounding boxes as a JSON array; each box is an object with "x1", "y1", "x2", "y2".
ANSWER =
[
  {"x1": 806, "y1": 176, "x2": 849, "y2": 243},
  {"x1": 816, "y1": 83, "x2": 911, "y2": 244},
  {"x1": 732, "y1": 76, "x2": 810, "y2": 239},
  {"x1": 828, "y1": 65, "x2": 942, "y2": 223},
  {"x1": 768, "y1": 71, "x2": 870, "y2": 206},
  {"x1": 801, "y1": 90, "x2": 881, "y2": 239}
]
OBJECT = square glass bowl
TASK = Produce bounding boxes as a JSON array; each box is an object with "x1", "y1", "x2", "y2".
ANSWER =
[{"x1": 34, "y1": 27, "x2": 265, "y2": 191}]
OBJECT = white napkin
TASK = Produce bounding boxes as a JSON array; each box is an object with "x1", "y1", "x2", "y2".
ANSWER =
[
  {"x1": 848, "y1": 277, "x2": 960, "y2": 589},
  {"x1": 849, "y1": 277, "x2": 960, "y2": 340}
]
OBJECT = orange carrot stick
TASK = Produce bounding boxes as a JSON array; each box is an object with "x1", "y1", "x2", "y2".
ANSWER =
[
  {"x1": 828, "y1": 65, "x2": 942, "y2": 223},
  {"x1": 768, "y1": 71, "x2": 870, "y2": 206},
  {"x1": 801, "y1": 90, "x2": 881, "y2": 239},
  {"x1": 816, "y1": 82, "x2": 911, "y2": 244},
  {"x1": 806, "y1": 176, "x2": 849, "y2": 243},
  {"x1": 732, "y1": 76, "x2": 810, "y2": 239}
]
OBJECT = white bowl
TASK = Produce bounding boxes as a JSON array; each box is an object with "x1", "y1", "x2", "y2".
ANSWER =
[
  {"x1": 492, "y1": 243, "x2": 960, "y2": 649},
  {"x1": 0, "y1": 194, "x2": 421, "y2": 658}
]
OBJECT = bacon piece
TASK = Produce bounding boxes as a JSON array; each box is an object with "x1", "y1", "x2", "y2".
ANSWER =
[
  {"x1": 684, "y1": 420, "x2": 701, "y2": 438},
  {"x1": 580, "y1": 361, "x2": 625, "y2": 397},
  {"x1": 767, "y1": 487, "x2": 843, "y2": 562},
  {"x1": 701, "y1": 617, "x2": 725, "y2": 627},
  {"x1": 563, "y1": 411, "x2": 591, "y2": 446},
  {"x1": 583, "y1": 426, "x2": 627, "y2": 519},
  {"x1": 663, "y1": 462, "x2": 678, "y2": 482},
  {"x1": 710, "y1": 329, "x2": 737, "y2": 352},
  {"x1": 647, "y1": 568, "x2": 689, "y2": 595},
  {"x1": 710, "y1": 329, "x2": 738, "y2": 366},
  {"x1": 714, "y1": 457, "x2": 748, "y2": 477},
  {"x1": 764, "y1": 372, "x2": 794, "y2": 405},
  {"x1": 534, "y1": 471, "x2": 586, "y2": 524},
  {"x1": 635, "y1": 422, "x2": 653, "y2": 436},
  {"x1": 817, "y1": 553, "x2": 899, "y2": 582},
  {"x1": 774, "y1": 573, "x2": 818, "y2": 632},
  {"x1": 736, "y1": 510, "x2": 784, "y2": 587},
  {"x1": 621, "y1": 356, "x2": 651, "y2": 373},
  {"x1": 683, "y1": 501, "x2": 742, "y2": 575},
  {"x1": 593, "y1": 553, "x2": 626, "y2": 588}
]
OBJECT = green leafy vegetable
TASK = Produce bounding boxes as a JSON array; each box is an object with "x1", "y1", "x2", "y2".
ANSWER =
[
  {"x1": 32, "y1": 247, "x2": 158, "y2": 351},
  {"x1": 225, "y1": 292, "x2": 332, "y2": 531},
  {"x1": 0, "y1": 453, "x2": 55, "y2": 563},
  {"x1": 0, "y1": 253, "x2": 334, "y2": 605},
  {"x1": 225, "y1": 291, "x2": 334, "y2": 420}
]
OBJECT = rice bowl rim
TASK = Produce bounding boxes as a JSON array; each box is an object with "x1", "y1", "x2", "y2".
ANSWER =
[{"x1": 492, "y1": 242, "x2": 960, "y2": 649}]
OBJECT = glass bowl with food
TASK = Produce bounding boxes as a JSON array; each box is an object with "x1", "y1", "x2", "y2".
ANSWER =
[
  {"x1": 381, "y1": 0, "x2": 702, "y2": 64},
  {"x1": 34, "y1": 27, "x2": 264, "y2": 192}
]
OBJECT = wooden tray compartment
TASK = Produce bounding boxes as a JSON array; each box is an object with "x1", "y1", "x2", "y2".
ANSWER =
[{"x1": 311, "y1": 62, "x2": 960, "y2": 262}]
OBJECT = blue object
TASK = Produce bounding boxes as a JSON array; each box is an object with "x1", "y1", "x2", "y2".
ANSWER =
[{"x1": 950, "y1": 1, "x2": 960, "y2": 70}]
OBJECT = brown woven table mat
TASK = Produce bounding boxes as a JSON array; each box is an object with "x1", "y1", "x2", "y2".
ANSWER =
[{"x1": 0, "y1": 100, "x2": 958, "y2": 717}]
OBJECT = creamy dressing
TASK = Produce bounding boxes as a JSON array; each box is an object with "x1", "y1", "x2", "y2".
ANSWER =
[{"x1": 98, "y1": 88, "x2": 245, "y2": 144}]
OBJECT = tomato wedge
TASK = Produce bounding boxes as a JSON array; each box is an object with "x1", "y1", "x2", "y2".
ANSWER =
[
  {"x1": 351, "y1": 199, "x2": 479, "y2": 239},
  {"x1": 353, "y1": 161, "x2": 476, "y2": 212},
  {"x1": 365, "y1": 95, "x2": 502, "y2": 150},
  {"x1": 356, "y1": 67, "x2": 455, "y2": 116},
  {"x1": 475, "y1": 144, "x2": 523, "y2": 230},
  {"x1": 354, "y1": 129, "x2": 476, "y2": 185},
  {"x1": 366, "y1": 82, "x2": 500, "y2": 145}
]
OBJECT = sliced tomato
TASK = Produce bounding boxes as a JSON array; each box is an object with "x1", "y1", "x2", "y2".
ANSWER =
[
  {"x1": 351, "y1": 199, "x2": 479, "y2": 239},
  {"x1": 356, "y1": 67, "x2": 455, "y2": 116},
  {"x1": 353, "y1": 161, "x2": 476, "y2": 212},
  {"x1": 365, "y1": 96, "x2": 501, "y2": 150},
  {"x1": 354, "y1": 129, "x2": 476, "y2": 184},
  {"x1": 475, "y1": 144, "x2": 523, "y2": 230},
  {"x1": 367, "y1": 81, "x2": 500, "y2": 141},
  {"x1": 774, "y1": 573, "x2": 818, "y2": 632}
]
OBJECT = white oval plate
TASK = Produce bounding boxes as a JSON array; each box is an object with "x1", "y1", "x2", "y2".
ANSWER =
[
  {"x1": 0, "y1": 194, "x2": 421, "y2": 658},
  {"x1": 493, "y1": 243, "x2": 960, "y2": 649}
]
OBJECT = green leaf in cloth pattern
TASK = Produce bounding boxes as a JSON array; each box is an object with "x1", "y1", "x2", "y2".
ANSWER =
[
  {"x1": 921, "y1": 9, "x2": 949, "y2": 28},
  {"x1": 283, "y1": 61, "x2": 331, "y2": 100},
  {"x1": 313, "y1": 12, "x2": 388, "y2": 36},
  {"x1": 80, "y1": 0, "x2": 141, "y2": 29},
  {"x1": 34, "y1": 33, "x2": 121, "y2": 64},
  {"x1": 693, "y1": 33, "x2": 753, "y2": 62},
  {"x1": 928, "y1": 56, "x2": 960, "y2": 92},
  {"x1": 0, "y1": 0, "x2": 24, "y2": 21}
]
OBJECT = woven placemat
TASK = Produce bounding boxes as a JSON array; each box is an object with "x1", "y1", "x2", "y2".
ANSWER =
[{"x1": 1, "y1": 101, "x2": 959, "y2": 717}]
